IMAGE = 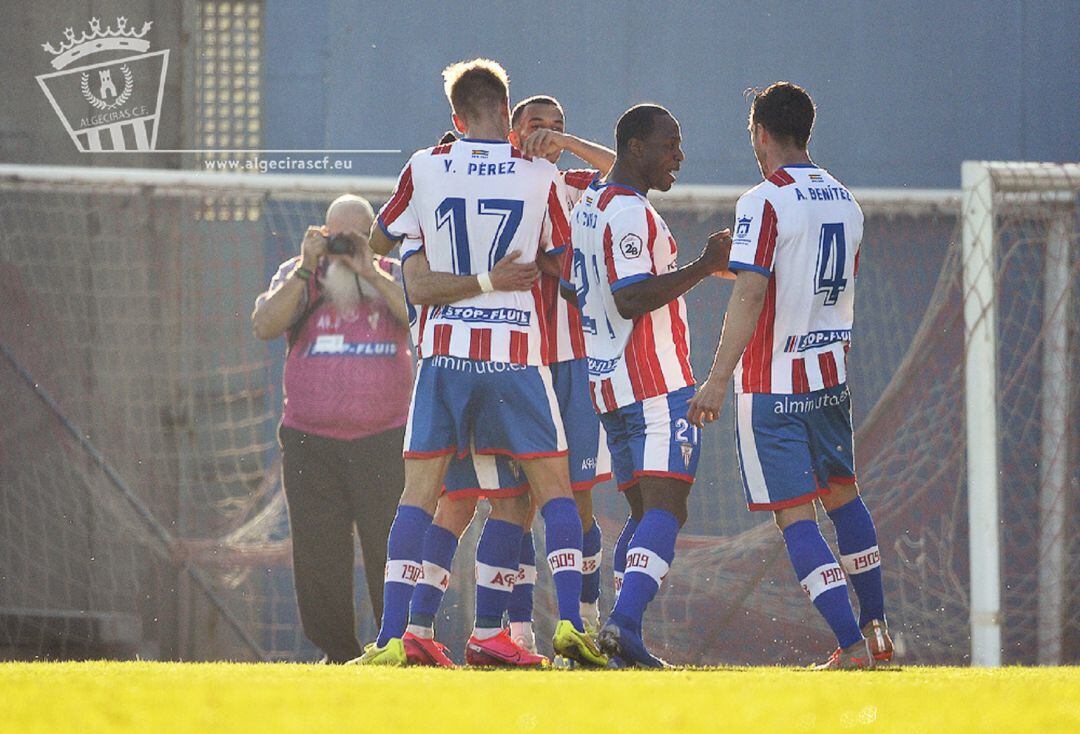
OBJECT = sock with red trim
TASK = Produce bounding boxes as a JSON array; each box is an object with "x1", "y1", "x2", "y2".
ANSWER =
[
  {"x1": 612, "y1": 515, "x2": 638, "y2": 603},
  {"x1": 541, "y1": 497, "x2": 584, "y2": 631},
  {"x1": 376, "y1": 504, "x2": 430, "y2": 647},
  {"x1": 609, "y1": 509, "x2": 677, "y2": 637},
  {"x1": 580, "y1": 517, "x2": 602, "y2": 625},
  {"x1": 506, "y1": 530, "x2": 535, "y2": 624},
  {"x1": 827, "y1": 497, "x2": 885, "y2": 628},
  {"x1": 782, "y1": 519, "x2": 862, "y2": 649},
  {"x1": 407, "y1": 523, "x2": 457, "y2": 633},
  {"x1": 473, "y1": 518, "x2": 524, "y2": 634}
]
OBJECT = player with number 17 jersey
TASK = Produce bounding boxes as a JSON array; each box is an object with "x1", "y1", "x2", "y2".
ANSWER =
[
  {"x1": 380, "y1": 137, "x2": 569, "y2": 460},
  {"x1": 380, "y1": 139, "x2": 565, "y2": 369}
]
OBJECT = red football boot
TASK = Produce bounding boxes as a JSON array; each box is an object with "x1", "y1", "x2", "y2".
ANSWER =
[
  {"x1": 402, "y1": 632, "x2": 456, "y2": 668},
  {"x1": 465, "y1": 629, "x2": 550, "y2": 668}
]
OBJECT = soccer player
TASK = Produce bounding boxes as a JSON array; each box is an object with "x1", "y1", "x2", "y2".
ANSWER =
[
  {"x1": 358, "y1": 59, "x2": 605, "y2": 668},
  {"x1": 687, "y1": 82, "x2": 891, "y2": 669},
  {"x1": 570, "y1": 104, "x2": 732, "y2": 667},
  {"x1": 397, "y1": 235, "x2": 541, "y2": 667},
  {"x1": 401, "y1": 98, "x2": 617, "y2": 665}
]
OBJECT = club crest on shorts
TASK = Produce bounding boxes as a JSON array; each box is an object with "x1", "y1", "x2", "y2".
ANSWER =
[
  {"x1": 37, "y1": 17, "x2": 170, "y2": 152},
  {"x1": 680, "y1": 442, "x2": 694, "y2": 470}
]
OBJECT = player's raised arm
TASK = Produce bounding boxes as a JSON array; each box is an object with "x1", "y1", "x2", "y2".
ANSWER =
[
  {"x1": 613, "y1": 228, "x2": 732, "y2": 320},
  {"x1": 523, "y1": 129, "x2": 615, "y2": 174},
  {"x1": 510, "y1": 95, "x2": 615, "y2": 174}
]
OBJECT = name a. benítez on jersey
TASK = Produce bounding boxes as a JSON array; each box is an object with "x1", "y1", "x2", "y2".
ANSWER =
[{"x1": 794, "y1": 185, "x2": 852, "y2": 202}]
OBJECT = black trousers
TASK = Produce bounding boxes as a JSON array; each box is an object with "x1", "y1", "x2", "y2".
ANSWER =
[{"x1": 279, "y1": 424, "x2": 404, "y2": 662}]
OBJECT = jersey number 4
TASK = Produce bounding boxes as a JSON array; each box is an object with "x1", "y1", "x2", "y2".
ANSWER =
[
  {"x1": 815, "y1": 222, "x2": 850, "y2": 306},
  {"x1": 436, "y1": 197, "x2": 524, "y2": 275}
]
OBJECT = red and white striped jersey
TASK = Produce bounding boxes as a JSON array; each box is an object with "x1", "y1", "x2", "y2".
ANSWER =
[
  {"x1": 728, "y1": 164, "x2": 864, "y2": 394},
  {"x1": 378, "y1": 139, "x2": 569, "y2": 366},
  {"x1": 398, "y1": 236, "x2": 426, "y2": 352},
  {"x1": 570, "y1": 181, "x2": 695, "y2": 412},
  {"x1": 535, "y1": 168, "x2": 598, "y2": 364}
]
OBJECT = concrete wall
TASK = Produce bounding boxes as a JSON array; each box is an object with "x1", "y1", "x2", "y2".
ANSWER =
[{"x1": 261, "y1": 0, "x2": 1079, "y2": 187}]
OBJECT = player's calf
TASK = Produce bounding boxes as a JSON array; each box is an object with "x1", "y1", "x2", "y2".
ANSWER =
[
  {"x1": 522, "y1": 456, "x2": 587, "y2": 632},
  {"x1": 780, "y1": 518, "x2": 864, "y2": 657}
]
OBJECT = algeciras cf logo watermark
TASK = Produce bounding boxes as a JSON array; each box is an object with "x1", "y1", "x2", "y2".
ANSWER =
[{"x1": 36, "y1": 17, "x2": 169, "y2": 152}]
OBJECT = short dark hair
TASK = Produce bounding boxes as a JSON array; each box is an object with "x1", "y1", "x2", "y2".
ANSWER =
[
  {"x1": 441, "y1": 59, "x2": 509, "y2": 121},
  {"x1": 748, "y1": 82, "x2": 815, "y2": 148},
  {"x1": 615, "y1": 104, "x2": 671, "y2": 154},
  {"x1": 511, "y1": 95, "x2": 563, "y2": 127}
]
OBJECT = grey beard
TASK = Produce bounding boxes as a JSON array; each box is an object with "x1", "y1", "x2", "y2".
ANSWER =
[{"x1": 320, "y1": 259, "x2": 380, "y2": 311}]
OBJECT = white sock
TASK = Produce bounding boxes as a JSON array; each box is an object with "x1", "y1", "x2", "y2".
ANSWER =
[
  {"x1": 472, "y1": 627, "x2": 501, "y2": 641},
  {"x1": 580, "y1": 602, "x2": 599, "y2": 628},
  {"x1": 405, "y1": 624, "x2": 433, "y2": 639},
  {"x1": 509, "y1": 621, "x2": 534, "y2": 642}
]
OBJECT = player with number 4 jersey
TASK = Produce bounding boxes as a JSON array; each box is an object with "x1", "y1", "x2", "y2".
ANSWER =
[{"x1": 688, "y1": 82, "x2": 890, "y2": 670}]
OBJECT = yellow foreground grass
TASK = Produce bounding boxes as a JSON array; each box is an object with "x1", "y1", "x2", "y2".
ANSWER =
[{"x1": 2, "y1": 662, "x2": 1078, "y2": 734}]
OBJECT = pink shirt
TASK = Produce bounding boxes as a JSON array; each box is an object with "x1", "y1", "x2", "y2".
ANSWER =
[{"x1": 261, "y1": 257, "x2": 414, "y2": 440}]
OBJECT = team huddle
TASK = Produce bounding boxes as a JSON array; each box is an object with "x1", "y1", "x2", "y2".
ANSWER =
[{"x1": 357, "y1": 58, "x2": 890, "y2": 669}]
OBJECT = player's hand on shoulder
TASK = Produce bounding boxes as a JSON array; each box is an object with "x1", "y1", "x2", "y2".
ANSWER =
[
  {"x1": 300, "y1": 225, "x2": 329, "y2": 269},
  {"x1": 521, "y1": 128, "x2": 566, "y2": 159},
  {"x1": 687, "y1": 374, "x2": 730, "y2": 428},
  {"x1": 490, "y1": 251, "x2": 539, "y2": 292},
  {"x1": 700, "y1": 228, "x2": 733, "y2": 276}
]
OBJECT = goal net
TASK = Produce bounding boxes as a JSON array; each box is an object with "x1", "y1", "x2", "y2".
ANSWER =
[{"x1": 0, "y1": 162, "x2": 1075, "y2": 664}]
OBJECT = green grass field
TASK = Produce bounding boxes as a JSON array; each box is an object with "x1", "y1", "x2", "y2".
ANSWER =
[{"x1": 3, "y1": 662, "x2": 1079, "y2": 733}]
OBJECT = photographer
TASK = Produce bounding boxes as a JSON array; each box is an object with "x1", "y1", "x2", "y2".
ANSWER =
[{"x1": 252, "y1": 194, "x2": 411, "y2": 663}]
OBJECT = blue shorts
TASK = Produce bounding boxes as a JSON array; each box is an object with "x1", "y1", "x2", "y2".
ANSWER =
[
  {"x1": 599, "y1": 385, "x2": 700, "y2": 491},
  {"x1": 404, "y1": 356, "x2": 566, "y2": 460},
  {"x1": 735, "y1": 383, "x2": 857, "y2": 511},
  {"x1": 442, "y1": 452, "x2": 530, "y2": 500},
  {"x1": 441, "y1": 358, "x2": 611, "y2": 500}
]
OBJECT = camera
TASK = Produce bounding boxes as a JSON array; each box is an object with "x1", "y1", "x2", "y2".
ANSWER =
[{"x1": 326, "y1": 233, "x2": 356, "y2": 255}]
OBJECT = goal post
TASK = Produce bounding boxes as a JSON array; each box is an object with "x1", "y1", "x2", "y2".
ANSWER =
[{"x1": 961, "y1": 161, "x2": 1079, "y2": 667}]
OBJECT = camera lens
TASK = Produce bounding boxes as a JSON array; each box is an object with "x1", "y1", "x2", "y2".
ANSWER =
[{"x1": 327, "y1": 234, "x2": 353, "y2": 255}]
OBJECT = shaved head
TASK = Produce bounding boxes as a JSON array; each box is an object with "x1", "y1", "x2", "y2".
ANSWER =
[
  {"x1": 325, "y1": 194, "x2": 374, "y2": 235},
  {"x1": 321, "y1": 194, "x2": 379, "y2": 307}
]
